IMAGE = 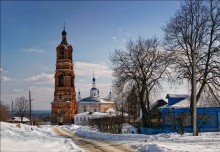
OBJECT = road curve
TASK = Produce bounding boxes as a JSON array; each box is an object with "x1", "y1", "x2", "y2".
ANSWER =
[{"x1": 53, "y1": 127, "x2": 136, "y2": 152}]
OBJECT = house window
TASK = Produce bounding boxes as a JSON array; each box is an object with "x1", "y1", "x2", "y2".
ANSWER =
[
  {"x1": 94, "y1": 109, "x2": 97, "y2": 112},
  {"x1": 164, "y1": 112, "x2": 175, "y2": 126},
  {"x1": 84, "y1": 108, "x2": 86, "y2": 112}
]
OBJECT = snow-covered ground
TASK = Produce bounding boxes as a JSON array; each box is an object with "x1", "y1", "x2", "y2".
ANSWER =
[
  {"x1": 61, "y1": 124, "x2": 220, "y2": 152},
  {"x1": 1, "y1": 122, "x2": 82, "y2": 152},
  {"x1": 1, "y1": 122, "x2": 220, "y2": 152}
]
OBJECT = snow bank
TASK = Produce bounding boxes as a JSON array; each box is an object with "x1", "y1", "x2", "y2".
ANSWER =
[
  {"x1": 1, "y1": 122, "x2": 82, "y2": 152},
  {"x1": 62, "y1": 124, "x2": 220, "y2": 152}
]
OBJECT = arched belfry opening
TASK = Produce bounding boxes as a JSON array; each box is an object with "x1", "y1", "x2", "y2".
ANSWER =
[
  {"x1": 51, "y1": 25, "x2": 77, "y2": 125},
  {"x1": 58, "y1": 74, "x2": 64, "y2": 86}
]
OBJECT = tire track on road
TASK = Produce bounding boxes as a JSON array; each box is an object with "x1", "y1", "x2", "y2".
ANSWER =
[{"x1": 53, "y1": 127, "x2": 135, "y2": 152}]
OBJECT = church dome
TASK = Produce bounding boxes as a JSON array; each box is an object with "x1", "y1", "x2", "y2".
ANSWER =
[
  {"x1": 92, "y1": 77, "x2": 95, "y2": 83},
  {"x1": 62, "y1": 30, "x2": 67, "y2": 35}
]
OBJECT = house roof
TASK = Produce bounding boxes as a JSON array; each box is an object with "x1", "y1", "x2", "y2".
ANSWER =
[
  {"x1": 80, "y1": 96, "x2": 100, "y2": 102},
  {"x1": 150, "y1": 99, "x2": 167, "y2": 110},
  {"x1": 166, "y1": 94, "x2": 189, "y2": 99},
  {"x1": 75, "y1": 112, "x2": 110, "y2": 116},
  {"x1": 161, "y1": 97, "x2": 220, "y2": 109},
  {"x1": 79, "y1": 97, "x2": 113, "y2": 103},
  {"x1": 9, "y1": 117, "x2": 30, "y2": 122}
]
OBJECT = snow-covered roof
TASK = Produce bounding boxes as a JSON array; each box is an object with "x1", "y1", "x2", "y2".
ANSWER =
[
  {"x1": 79, "y1": 97, "x2": 113, "y2": 103},
  {"x1": 161, "y1": 97, "x2": 220, "y2": 109},
  {"x1": 105, "y1": 108, "x2": 115, "y2": 113},
  {"x1": 100, "y1": 98, "x2": 114, "y2": 103},
  {"x1": 80, "y1": 96, "x2": 100, "y2": 102},
  {"x1": 75, "y1": 112, "x2": 110, "y2": 116},
  {"x1": 166, "y1": 94, "x2": 189, "y2": 99},
  {"x1": 10, "y1": 117, "x2": 30, "y2": 122},
  {"x1": 169, "y1": 97, "x2": 191, "y2": 108}
]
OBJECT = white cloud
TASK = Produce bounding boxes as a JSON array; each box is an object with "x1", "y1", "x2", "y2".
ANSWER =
[
  {"x1": 75, "y1": 62, "x2": 113, "y2": 78},
  {"x1": 0, "y1": 68, "x2": 4, "y2": 72},
  {"x1": 24, "y1": 48, "x2": 45, "y2": 53},
  {"x1": 13, "y1": 89, "x2": 24, "y2": 92},
  {"x1": 25, "y1": 73, "x2": 54, "y2": 84},
  {"x1": 112, "y1": 36, "x2": 117, "y2": 40},
  {"x1": 0, "y1": 67, "x2": 9, "y2": 73},
  {"x1": 1, "y1": 76, "x2": 12, "y2": 82}
]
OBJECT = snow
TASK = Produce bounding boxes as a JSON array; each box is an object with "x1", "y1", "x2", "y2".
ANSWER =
[
  {"x1": 9, "y1": 117, "x2": 30, "y2": 122},
  {"x1": 166, "y1": 94, "x2": 189, "y2": 98},
  {"x1": 60, "y1": 124, "x2": 220, "y2": 152},
  {"x1": 1, "y1": 122, "x2": 82, "y2": 152},
  {"x1": 75, "y1": 111, "x2": 110, "y2": 116},
  {"x1": 169, "y1": 97, "x2": 220, "y2": 108},
  {"x1": 2, "y1": 121, "x2": 220, "y2": 152}
]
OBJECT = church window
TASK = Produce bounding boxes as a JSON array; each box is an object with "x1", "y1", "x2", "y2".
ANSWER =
[
  {"x1": 58, "y1": 75, "x2": 64, "y2": 86},
  {"x1": 94, "y1": 93, "x2": 96, "y2": 96}
]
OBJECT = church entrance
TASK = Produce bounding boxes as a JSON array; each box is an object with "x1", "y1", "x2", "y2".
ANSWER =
[{"x1": 57, "y1": 109, "x2": 65, "y2": 125}]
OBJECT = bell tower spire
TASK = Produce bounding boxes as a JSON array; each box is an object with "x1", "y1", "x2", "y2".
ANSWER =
[
  {"x1": 61, "y1": 23, "x2": 68, "y2": 45},
  {"x1": 92, "y1": 70, "x2": 96, "y2": 88}
]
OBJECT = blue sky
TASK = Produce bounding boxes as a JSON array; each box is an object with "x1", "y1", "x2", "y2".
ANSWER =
[{"x1": 1, "y1": 1, "x2": 188, "y2": 110}]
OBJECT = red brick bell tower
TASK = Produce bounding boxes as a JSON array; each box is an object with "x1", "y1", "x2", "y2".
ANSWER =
[{"x1": 51, "y1": 26, "x2": 77, "y2": 125}]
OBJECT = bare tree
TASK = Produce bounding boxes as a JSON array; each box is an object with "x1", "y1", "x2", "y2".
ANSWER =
[
  {"x1": 163, "y1": 0, "x2": 220, "y2": 105},
  {"x1": 0, "y1": 101, "x2": 10, "y2": 122},
  {"x1": 110, "y1": 37, "x2": 173, "y2": 127},
  {"x1": 125, "y1": 86, "x2": 140, "y2": 124},
  {"x1": 14, "y1": 96, "x2": 30, "y2": 122}
]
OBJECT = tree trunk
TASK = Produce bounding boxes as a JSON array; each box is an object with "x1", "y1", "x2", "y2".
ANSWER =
[{"x1": 146, "y1": 92, "x2": 151, "y2": 127}]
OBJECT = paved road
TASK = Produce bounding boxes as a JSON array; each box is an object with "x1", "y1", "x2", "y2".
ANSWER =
[{"x1": 53, "y1": 127, "x2": 135, "y2": 152}]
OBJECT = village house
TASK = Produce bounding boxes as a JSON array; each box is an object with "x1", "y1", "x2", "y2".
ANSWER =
[{"x1": 160, "y1": 94, "x2": 220, "y2": 132}]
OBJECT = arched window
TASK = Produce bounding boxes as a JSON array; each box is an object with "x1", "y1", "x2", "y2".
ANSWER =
[
  {"x1": 59, "y1": 49, "x2": 64, "y2": 59},
  {"x1": 58, "y1": 75, "x2": 64, "y2": 86}
]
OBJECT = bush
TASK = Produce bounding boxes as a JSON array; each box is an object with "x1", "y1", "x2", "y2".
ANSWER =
[
  {"x1": 0, "y1": 101, "x2": 10, "y2": 122},
  {"x1": 89, "y1": 116, "x2": 125, "y2": 134}
]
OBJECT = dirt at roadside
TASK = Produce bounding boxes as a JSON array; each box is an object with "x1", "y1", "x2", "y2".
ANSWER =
[{"x1": 53, "y1": 127, "x2": 136, "y2": 152}]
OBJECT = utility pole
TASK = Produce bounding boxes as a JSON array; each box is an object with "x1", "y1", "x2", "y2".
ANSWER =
[
  {"x1": 29, "y1": 91, "x2": 32, "y2": 125},
  {"x1": 11, "y1": 100, "x2": 13, "y2": 118},
  {"x1": 192, "y1": 48, "x2": 197, "y2": 136}
]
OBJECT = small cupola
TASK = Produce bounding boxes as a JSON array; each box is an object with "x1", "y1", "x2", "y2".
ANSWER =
[
  {"x1": 61, "y1": 23, "x2": 68, "y2": 46},
  {"x1": 77, "y1": 90, "x2": 81, "y2": 102},
  {"x1": 90, "y1": 71, "x2": 98, "y2": 97}
]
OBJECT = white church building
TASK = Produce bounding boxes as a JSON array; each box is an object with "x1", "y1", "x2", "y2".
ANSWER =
[
  {"x1": 75, "y1": 74, "x2": 116, "y2": 125},
  {"x1": 77, "y1": 74, "x2": 115, "y2": 113}
]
